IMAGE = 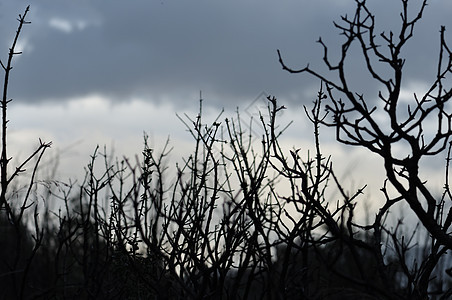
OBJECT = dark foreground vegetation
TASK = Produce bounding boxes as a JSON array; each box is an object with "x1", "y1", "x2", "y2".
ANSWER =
[{"x1": 0, "y1": 1, "x2": 451, "y2": 299}]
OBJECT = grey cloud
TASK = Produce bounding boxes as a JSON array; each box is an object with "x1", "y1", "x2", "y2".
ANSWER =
[{"x1": 0, "y1": 0, "x2": 450, "y2": 110}]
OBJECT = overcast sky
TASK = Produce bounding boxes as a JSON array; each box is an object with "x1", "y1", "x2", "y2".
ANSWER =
[{"x1": 0, "y1": 0, "x2": 451, "y2": 188}]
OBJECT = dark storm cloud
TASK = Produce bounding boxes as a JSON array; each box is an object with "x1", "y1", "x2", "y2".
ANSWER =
[{"x1": 1, "y1": 0, "x2": 451, "y2": 108}]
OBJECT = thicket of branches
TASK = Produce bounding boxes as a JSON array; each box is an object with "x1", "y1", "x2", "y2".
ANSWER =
[{"x1": 0, "y1": 1, "x2": 451, "y2": 299}]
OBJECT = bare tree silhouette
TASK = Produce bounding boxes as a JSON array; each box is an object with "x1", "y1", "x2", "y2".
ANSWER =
[
  {"x1": 0, "y1": 2, "x2": 451, "y2": 299},
  {"x1": 278, "y1": 0, "x2": 452, "y2": 298}
]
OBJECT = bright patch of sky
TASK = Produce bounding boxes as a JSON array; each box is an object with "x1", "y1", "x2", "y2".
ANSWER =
[{"x1": 48, "y1": 18, "x2": 91, "y2": 33}]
